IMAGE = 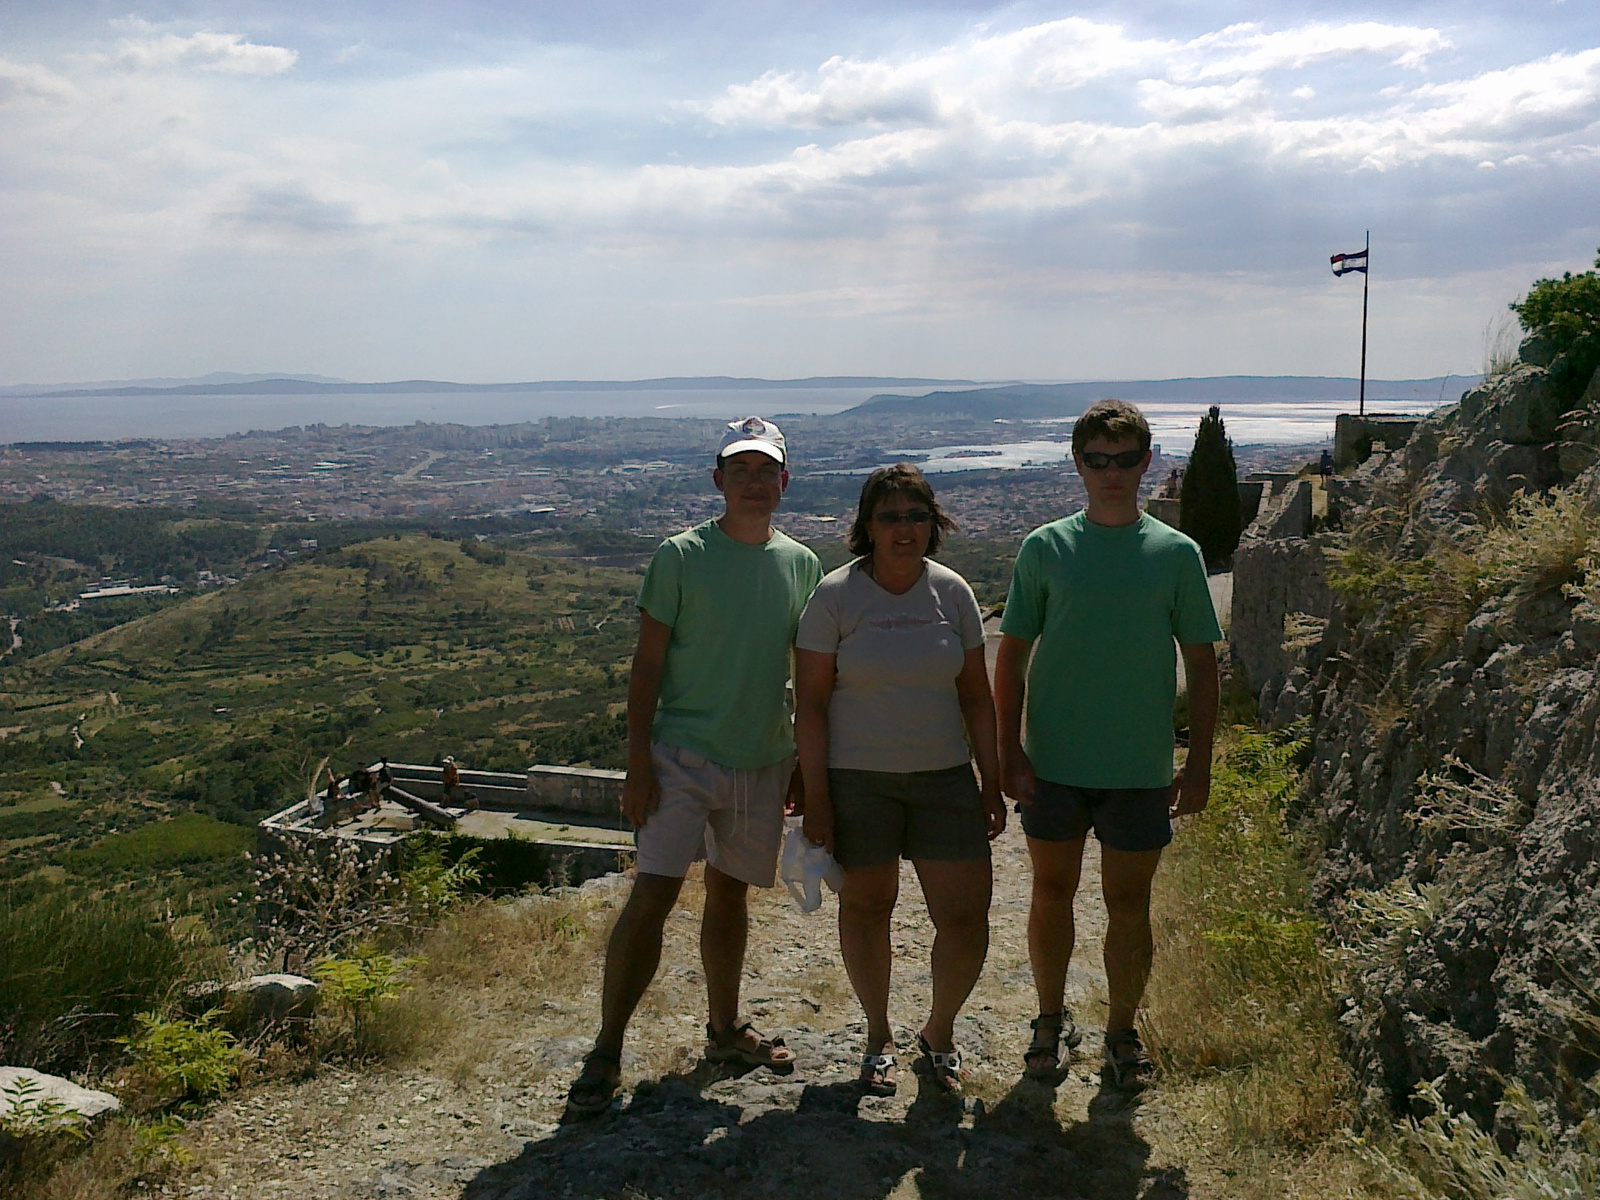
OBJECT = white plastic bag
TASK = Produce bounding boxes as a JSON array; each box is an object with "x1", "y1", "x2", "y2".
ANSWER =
[{"x1": 778, "y1": 817, "x2": 844, "y2": 913}]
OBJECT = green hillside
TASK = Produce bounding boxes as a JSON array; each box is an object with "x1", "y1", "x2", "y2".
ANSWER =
[{"x1": 0, "y1": 534, "x2": 641, "y2": 894}]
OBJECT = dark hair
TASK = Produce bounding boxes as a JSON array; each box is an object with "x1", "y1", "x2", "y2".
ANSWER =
[
  {"x1": 1071, "y1": 399, "x2": 1151, "y2": 455},
  {"x1": 847, "y1": 462, "x2": 957, "y2": 557}
]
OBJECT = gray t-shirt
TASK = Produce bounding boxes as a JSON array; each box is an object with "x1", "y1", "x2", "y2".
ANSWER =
[{"x1": 796, "y1": 558, "x2": 986, "y2": 773}]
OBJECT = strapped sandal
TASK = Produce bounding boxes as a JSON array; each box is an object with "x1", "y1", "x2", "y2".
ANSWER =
[
  {"x1": 705, "y1": 1017, "x2": 796, "y2": 1071},
  {"x1": 1025, "y1": 1009, "x2": 1083, "y2": 1079},
  {"x1": 917, "y1": 1032, "x2": 965, "y2": 1096},
  {"x1": 859, "y1": 1051, "x2": 898, "y2": 1097},
  {"x1": 565, "y1": 1048, "x2": 621, "y2": 1116},
  {"x1": 1103, "y1": 1028, "x2": 1154, "y2": 1090}
]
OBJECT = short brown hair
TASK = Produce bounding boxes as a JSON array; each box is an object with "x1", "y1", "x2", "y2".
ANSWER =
[
  {"x1": 847, "y1": 462, "x2": 957, "y2": 558},
  {"x1": 1072, "y1": 399, "x2": 1151, "y2": 455}
]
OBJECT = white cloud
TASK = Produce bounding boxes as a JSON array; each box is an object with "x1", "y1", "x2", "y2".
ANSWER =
[
  {"x1": 112, "y1": 32, "x2": 297, "y2": 76},
  {"x1": 1138, "y1": 78, "x2": 1265, "y2": 123},
  {"x1": 1177, "y1": 21, "x2": 1447, "y2": 80},
  {"x1": 0, "y1": 58, "x2": 78, "y2": 106}
]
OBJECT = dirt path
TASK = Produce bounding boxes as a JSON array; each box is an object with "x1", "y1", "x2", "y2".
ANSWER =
[{"x1": 185, "y1": 823, "x2": 1221, "y2": 1200}]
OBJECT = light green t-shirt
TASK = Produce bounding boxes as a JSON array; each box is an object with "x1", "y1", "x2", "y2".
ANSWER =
[
  {"x1": 637, "y1": 519, "x2": 822, "y2": 769},
  {"x1": 1000, "y1": 512, "x2": 1222, "y2": 789}
]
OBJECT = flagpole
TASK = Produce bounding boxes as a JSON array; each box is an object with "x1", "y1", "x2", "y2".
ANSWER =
[{"x1": 1359, "y1": 230, "x2": 1369, "y2": 418}]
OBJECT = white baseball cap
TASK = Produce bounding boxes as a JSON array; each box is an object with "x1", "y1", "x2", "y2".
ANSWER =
[{"x1": 718, "y1": 416, "x2": 787, "y2": 465}]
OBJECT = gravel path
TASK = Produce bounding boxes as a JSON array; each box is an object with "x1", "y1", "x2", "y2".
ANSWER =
[{"x1": 184, "y1": 820, "x2": 1212, "y2": 1200}]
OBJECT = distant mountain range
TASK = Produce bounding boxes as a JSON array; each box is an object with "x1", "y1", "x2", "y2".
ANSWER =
[
  {"x1": 1, "y1": 375, "x2": 976, "y2": 399},
  {"x1": 849, "y1": 375, "x2": 1482, "y2": 420}
]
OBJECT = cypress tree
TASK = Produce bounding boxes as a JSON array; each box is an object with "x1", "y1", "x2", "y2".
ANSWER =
[{"x1": 1178, "y1": 404, "x2": 1242, "y2": 567}]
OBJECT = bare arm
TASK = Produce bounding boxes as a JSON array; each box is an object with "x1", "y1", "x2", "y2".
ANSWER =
[
  {"x1": 793, "y1": 648, "x2": 836, "y2": 851},
  {"x1": 621, "y1": 609, "x2": 672, "y2": 828},
  {"x1": 955, "y1": 644, "x2": 1006, "y2": 838},
  {"x1": 994, "y1": 632, "x2": 1036, "y2": 802},
  {"x1": 1172, "y1": 641, "x2": 1220, "y2": 818}
]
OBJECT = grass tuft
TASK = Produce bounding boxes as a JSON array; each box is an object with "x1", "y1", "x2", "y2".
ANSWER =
[{"x1": 1145, "y1": 726, "x2": 1356, "y2": 1151}]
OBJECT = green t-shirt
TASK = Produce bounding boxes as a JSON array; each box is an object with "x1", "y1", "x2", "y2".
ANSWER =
[
  {"x1": 1000, "y1": 512, "x2": 1222, "y2": 789},
  {"x1": 637, "y1": 519, "x2": 822, "y2": 769}
]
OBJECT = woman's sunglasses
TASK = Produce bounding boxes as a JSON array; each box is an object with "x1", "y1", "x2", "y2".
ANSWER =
[
  {"x1": 873, "y1": 509, "x2": 934, "y2": 526},
  {"x1": 1078, "y1": 449, "x2": 1146, "y2": 470}
]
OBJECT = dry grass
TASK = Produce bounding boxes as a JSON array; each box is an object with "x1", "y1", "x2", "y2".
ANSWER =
[{"x1": 1143, "y1": 728, "x2": 1382, "y2": 1195}]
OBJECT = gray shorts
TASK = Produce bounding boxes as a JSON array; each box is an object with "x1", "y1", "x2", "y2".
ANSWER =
[
  {"x1": 828, "y1": 763, "x2": 989, "y2": 869},
  {"x1": 634, "y1": 742, "x2": 791, "y2": 887},
  {"x1": 1018, "y1": 779, "x2": 1173, "y2": 853}
]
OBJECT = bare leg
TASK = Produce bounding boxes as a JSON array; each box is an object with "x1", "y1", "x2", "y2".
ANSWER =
[
  {"x1": 838, "y1": 861, "x2": 900, "y2": 1050},
  {"x1": 700, "y1": 864, "x2": 750, "y2": 1033},
  {"x1": 1025, "y1": 835, "x2": 1086, "y2": 1017},
  {"x1": 594, "y1": 872, "x2": 685, "y2": 1056},
  {"x1": 914, "y1": 858, "x2": 993, "y2": 1052},
  {"x1": 1101, "y1": 847, "x2": 1162, "y2": 1033}
]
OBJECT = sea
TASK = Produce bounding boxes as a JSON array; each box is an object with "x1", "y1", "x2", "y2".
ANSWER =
[{"x1": 0, "y1": 386, "x2": 1453, "y2": 465}]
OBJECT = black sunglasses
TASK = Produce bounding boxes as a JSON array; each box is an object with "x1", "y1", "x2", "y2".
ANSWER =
[
  {"x1": 1078, "y1": 449, "x2": 1146, "y2": 470},
  {"x1": 873, "y1": 509, "x2": 933, "y2": 526}
]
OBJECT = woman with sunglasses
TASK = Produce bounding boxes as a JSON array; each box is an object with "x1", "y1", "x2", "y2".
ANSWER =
[{"x1": 794, "y1": 462, "x2": 1004, "y2": 1097}]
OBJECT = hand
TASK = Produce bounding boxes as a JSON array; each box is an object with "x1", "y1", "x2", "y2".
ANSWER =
[
  {"x1": 1169, "y1": 761, "x2": 1211, "y2": 819},
  {"x1": 803, "y1": 797, "x2": 834, "y2": 855},
  {"x1": 621, "y1": 759, "x2": 662, "y2": 829},
  {"x1": 1001, "y1": 747, "x2": 1037, "y2": 804},
  {"x1": 982, "y1": 786, "x2": 1007, "y2": 840},
  {"x1": 784, "y1": 765, "x2": 805, "y2": 816}
]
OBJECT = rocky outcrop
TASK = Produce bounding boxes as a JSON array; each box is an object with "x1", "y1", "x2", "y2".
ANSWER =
[
  {"x1": 1245, "y1": 361, "x2": 1600, "y2": 1132},
  {"x1": 0, "y1": 1066, "x2": 121, "y2": 1125}
]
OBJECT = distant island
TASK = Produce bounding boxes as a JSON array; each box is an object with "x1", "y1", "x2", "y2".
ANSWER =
[{"x1": 848, "y1": 375, "x2": 1482, "y2": 420}]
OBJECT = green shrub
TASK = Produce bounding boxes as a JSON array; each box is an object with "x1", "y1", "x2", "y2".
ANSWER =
[
  {"x1": 311, "y1": 946, "x2": 420, "y2": 1060},
  {"x1": 0, "y1": 1074, "x2": 89, "y2": 1141},
  {"x1": 1511, "y1": 247, "x2": 1600, "y2": 410},
  {"x1": 0, "y1": 887, "x2": 207, "y2": 1073},
  {"x1": 116, "y1": 1010, "x2": 242, "y2": 1105},
  {"x1": 61, "y1": 813, "x2": 254, "y2": 877}
]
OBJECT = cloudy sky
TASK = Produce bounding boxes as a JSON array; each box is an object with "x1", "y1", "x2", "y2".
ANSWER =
[{"x1": 2, "y1": 2, "x2": 1597, "y2": 385}]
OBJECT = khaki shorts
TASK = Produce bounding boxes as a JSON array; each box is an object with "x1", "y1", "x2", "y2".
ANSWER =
[{"x1": 634, "y1": 742, "x2": 792, "y2": 887}]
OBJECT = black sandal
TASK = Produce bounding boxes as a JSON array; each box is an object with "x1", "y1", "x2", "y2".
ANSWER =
[
  {"x1": 1024, "y1": 1010, "x2": 1082, "y2": 1079},
  {"x1": 565, "y1": 1048, "x2": 621, "y2": 1116},
  {"x1": 1103, "y1": 1028, "x2": 1154, "y2": 1089}
]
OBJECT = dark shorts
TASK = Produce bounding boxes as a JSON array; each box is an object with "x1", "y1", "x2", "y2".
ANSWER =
[
  {"x1": 828, "y1": 764, "x2": 989, "y2": 869},
  {"x1": 1017, "y1": 779, "x2": 1173, "y2": 853}
]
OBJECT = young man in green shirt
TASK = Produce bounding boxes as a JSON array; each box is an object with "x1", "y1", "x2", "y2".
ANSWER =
[
  {"x1": 995, "y1": 400, "x2": 1222, "y2": 1088},
  {"x1": 566, "y1": 417, "x2": 823, "y2": 1115}
]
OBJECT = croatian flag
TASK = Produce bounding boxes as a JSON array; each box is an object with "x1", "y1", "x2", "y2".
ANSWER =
[{"x1": 1330, "y1": 248, "x2": 1368, "y2": 276}]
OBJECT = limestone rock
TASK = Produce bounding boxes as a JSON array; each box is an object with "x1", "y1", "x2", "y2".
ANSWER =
[
  {"x1": 0, "y1": 1066, "x2": 121, "y2": 1124},
  {"x1": 1242, "y1": 348, "x2": 1600, "y2": 1135},
  {"x1": 228, "y1": 974, "x2": 319, "y2": 1023}
]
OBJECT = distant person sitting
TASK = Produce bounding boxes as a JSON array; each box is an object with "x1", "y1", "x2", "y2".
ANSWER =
[
  {"x1": 995, "y1": 399, "x2": 1222, "y2": 1088},
  {"x1": 565, "y1": 416, "x2": 822, "y2": 1116}
]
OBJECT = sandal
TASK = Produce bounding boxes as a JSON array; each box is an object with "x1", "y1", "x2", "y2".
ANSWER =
[
  {"x1": 1103, "y1": 1028, "x2": 1154, "y2": 1090},
  {"x1": 859, "y1": 1051, "x2": 898, "y2": 1097},
  {"x1": 1024, "y1": 1010, "x2": 1083, "y2": 1079},
  {"x1": 917, "y1": 1032, "x2": 964, "y2": 1096},
  {"x1": 705, "y1": 1017, "x2": 796, "y2": 1071},
  {"x1": 565, "y1": 1048, "x2": 621, "y2": 1116}
]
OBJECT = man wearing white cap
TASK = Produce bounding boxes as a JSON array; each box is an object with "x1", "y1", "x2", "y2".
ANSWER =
[{"x1": 567, "y1": 416, "x2": 822, "y2": 1115}]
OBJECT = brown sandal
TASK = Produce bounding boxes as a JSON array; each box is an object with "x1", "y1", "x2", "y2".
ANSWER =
[
  {"x1": 705, "y1": 1018, "x2": 795, "y2": 1071},
  {"x1": 565, "y1": 1049, "x2": 620, "y2": 1116}
]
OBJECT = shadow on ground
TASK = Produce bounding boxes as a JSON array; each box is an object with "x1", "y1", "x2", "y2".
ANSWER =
[{"x1": 463, "y1": 1052, "x2": 1187, "y2": 1200}]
